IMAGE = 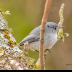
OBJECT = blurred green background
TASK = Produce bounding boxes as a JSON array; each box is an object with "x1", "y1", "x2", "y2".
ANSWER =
[{"x1": 0, "y1": 0, "x2": 72, "y2": 70}]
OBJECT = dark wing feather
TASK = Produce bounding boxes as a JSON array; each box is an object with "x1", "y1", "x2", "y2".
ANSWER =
[
  {"x1": 19, "y1": 26, "x2": 40, "y2": 46},
  {"x1": 19, "y1": 35, "x2": 40, "y2": 46}
]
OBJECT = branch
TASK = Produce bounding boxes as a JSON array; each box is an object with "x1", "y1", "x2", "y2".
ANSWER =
[
  {"x1": 39, "y1": 0, "x2": 51, "y2": 70},
  {"x1": 57, "y1": 3, "x2": 69, "y2": 42},
  {"x1": 23, "y1": 42, "x2": 29, "y2": 57},
  {"x1": 0, "y1": 10, "x2": 37, "y2": 70},
  {"x1": 58, "y1": 3, "x2": 65, "y2": 26}
]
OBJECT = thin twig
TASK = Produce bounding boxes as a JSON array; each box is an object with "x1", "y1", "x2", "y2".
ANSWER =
[
  {"x1": 58, "y1": 3, "x2": 65, "y2": 42},
  {"x1": 23, "y1": 42, "x2": 29, "y2": 56},
  {"x1": 58, "y1": 3, "x2": 65, "y2": 26},
  {"x1": 39, "y1": 0, "x2": 51, "y2": 70}
]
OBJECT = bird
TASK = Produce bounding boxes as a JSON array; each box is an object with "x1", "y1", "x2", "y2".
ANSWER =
[{"x1": 19, "y1": 22, "x2": 62, "y2": 53}]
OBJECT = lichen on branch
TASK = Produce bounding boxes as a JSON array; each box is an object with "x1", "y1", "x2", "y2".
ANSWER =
[
  {"x1": 57, "y1": 3, "x2": 69, "y2": 42},
  {"x1": 0, "y1": 10, "x2": 38, "y2": 70}
]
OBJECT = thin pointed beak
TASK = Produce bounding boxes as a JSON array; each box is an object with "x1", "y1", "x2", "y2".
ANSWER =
[{"x1": 58, "y1": 26, "x2": 65, "y2": 29}]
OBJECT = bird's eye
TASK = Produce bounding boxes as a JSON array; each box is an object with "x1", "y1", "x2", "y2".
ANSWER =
[
  {"x1": 54, "y1": 27, "x2": 57, "y2": 30},
  {"x1": 48, "y1": 26, "x2": 49, "y2": 27}
]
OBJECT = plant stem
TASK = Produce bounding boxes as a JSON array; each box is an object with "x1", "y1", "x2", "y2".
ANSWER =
[
  {"x1": 39, "y1": 0, "x2": 51, "y2": 70},
  {"x1": 23, "y1": 42, "x2": 29, "y2": 57}
]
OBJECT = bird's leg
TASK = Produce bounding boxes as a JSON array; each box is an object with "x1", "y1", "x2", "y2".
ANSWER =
[
  {"x1": 44, "y1": 49, "x2": 51, "y2": 59},
  {"x1": 44, "y1": 52, "x2": 46, "y2": 59},
  {"x1": 45, "y1": 49, "x2": 51, "y2": 53},
  {"x1": 35, "y1": 50, "x2": 39, "y2": 53},
  {"x1": 35, "y1": 50, "x2": 47, "y2": 59},
  {"x1": 35, "y1": 49, "x2": 51, "y2": 59},
  {"x1": 46, "y1": 49, "x2": 51, "y2": 53}
]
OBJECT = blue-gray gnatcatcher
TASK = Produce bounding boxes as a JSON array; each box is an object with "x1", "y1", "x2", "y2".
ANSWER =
[{"x1": 19, "y1": 22, "x2": 62, "y2": 52}]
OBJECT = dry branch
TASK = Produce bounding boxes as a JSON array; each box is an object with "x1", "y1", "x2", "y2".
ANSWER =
[
  {"x1": 0, "y1": 10, "x2": 37, "y2": 70},
  {"x1": 23, "y1": 42, "x2": 29, "y2": 56},
  {"x1": 39, "y1": 0, "x2": 51, "y2": 70}
]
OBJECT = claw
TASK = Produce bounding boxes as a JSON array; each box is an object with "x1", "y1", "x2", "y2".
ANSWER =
[
  {"x1": 47, "y1": 49, "x2": 51, "y2": 53},
  {"x1": 44, "y1": 53, "x2": 46, "y2": 59},
  {"x1": 45, "y1": 49, "x2": 51, "y2": 53},
  {"x1": 35, "y1": 50, "x2": 39, "y2": 53}
]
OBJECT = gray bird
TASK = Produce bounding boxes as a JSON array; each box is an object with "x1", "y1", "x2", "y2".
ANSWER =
[{"x1": 19, "y1": 22, "x2": 61, "y2": 52}]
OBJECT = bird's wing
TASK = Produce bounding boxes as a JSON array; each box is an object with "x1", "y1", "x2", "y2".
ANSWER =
[
  {"x1": 19, "y1": 35, "x2": 40, "y2": 46},
  {"x1": 29, "y1": 25, "x2": 40, "y2": 35},
  {"x1": 19, "y1": 26, "x2": 41, "y2": 46}
]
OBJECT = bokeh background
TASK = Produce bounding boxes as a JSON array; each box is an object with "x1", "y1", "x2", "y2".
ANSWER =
[{"x1": 0, "y1": 0, "x2": 72, "y2": 70}]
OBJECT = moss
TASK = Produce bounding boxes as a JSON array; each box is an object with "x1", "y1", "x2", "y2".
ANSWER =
[
  {"x1": 21, "y1": 55, "x2": 39, "y2": 70},
  {"x1": 3, "y1": 30, "x2": 17, "y2": 48},
  {"x1": 0, "y1": 49, "x2": 4, "y2": 53},
  {"x1": 58, "y1": 29, "x2": 63, "y2": 38},
  {"x1": 3, "y1": 30, "x2": 10, "y2": 39},
  {"x1": 7, "y1": 40, "x2": 17, "y2": 48},
  {"x1": 4, "y1": 33, "x2": 10, "y2": 40}
]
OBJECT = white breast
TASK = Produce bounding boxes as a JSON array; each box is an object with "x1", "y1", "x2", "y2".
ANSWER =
[
  {"x1": 29, "y1": 33, "x2": 57, "y2": 51},
  {"x1": 44, "y1": 33, "x2": 57, "y2": 50}
]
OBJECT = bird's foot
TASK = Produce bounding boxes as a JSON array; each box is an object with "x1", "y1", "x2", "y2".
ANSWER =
[
  {"x1": 47, "y1": 49, "x2": 51, "y2": 53},
  {"x1": 45, "y1": 49, "x2": 51, "y2": 53},
  {"x1": 35, "y1": 50, "x2": 39, "y2": 53},
  {"x1": 44, "y1": 53, "x2": 47, "y2": 59}
]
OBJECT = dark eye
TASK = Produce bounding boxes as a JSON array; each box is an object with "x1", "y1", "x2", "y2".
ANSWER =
[
  {"x1": 48, "y1": 26, "x2": 49, "y2": 27},
  {"x1": 54, "y1": 27, "x2": 57, "y2": 30}
]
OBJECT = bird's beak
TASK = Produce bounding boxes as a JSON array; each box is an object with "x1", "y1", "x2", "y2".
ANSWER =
[
  {"x1": 58, "y1": 26, "x2": 65, "y2": 29},
  {"x1": 57, "y1": 26, "x2": 65, "y2": 33}
]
